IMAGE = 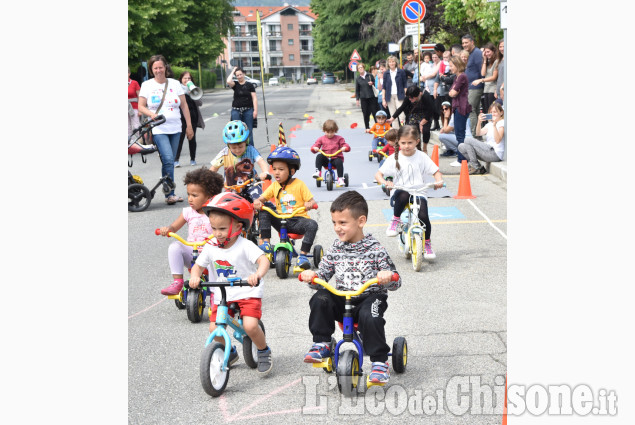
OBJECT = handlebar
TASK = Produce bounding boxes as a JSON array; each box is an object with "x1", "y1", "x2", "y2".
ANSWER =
[
  {"x1": 185, "y1": 277, "x2": 260, "y2": 289},
  {"x1": 224, "y1": 174, "x2": 272, "y2": 193},
  {"x1": 128, "y1": 114, "x2": 166, "y2": 144},
  {"x1": 298, "y1": 273, "x2": 400, "y2": 297},
  {"x1": 367, "y1": 130, "x2": 387, "y2": 138},
  {"x1": 155, "y1": 228, "x2": 210, "y2": 248},
  {"x1": 383, "y1": 181, "x2": 446, "y2": 190},
  {"x1": 260, "y1": 204, "x2": 318, "y2": 219},
  {"x1": 372, "y1": 149, "x2": 388, "y2": 158},
  {"x1": 317, "y1": 149, "x2": 344, "y2": 157}
]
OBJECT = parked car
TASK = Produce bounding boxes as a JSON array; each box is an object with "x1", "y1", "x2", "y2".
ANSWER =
[
  {"x1": 307, "y1": 76, "x2": 317, "y2": 85},
  {"x1": 232, "y1": 75, "x2": 261, "y2": 88},
  {"x1": 322, "y1": 72, "x2": 335, "y2": 84},
  {"x1": 269, "y1": 77, "x2": 279, "y2": 86}
]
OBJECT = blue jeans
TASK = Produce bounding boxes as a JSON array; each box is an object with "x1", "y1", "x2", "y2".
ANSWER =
[
  {"x1": 153, "y1": 132, "x2": 181, "y2": 197},
  {"x1": 231, "y1": 108, "x2": 254, "y2": 146},
  {"x1": 372, "y1": 137, "x2": 385, "y2": 151},
  {"x1": 452, "y1": 110, "x2": 469, "y2": 164}
]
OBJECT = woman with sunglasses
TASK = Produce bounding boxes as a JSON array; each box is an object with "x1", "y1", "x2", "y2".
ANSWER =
[{"x1": 438, "y1": 101, "x2": 473, "y2": 157}]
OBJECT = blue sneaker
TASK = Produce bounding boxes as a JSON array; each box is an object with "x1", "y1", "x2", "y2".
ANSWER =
[
  {"x1": 297, "y1": 254, "x2": 310, "y2": 270},
  {"x1": 259, "y1": 241, "x2": 272, "y2": 254},
  {"x1": 257, "y1": 346, "x2": 273, "y2": 375},
  {"x1": 369, "y1": 361, "x2": 390, "y2": 384},
  {"x1": 304, "y1": 342, "x2": 331, "y2": 363},
  {"x1": 229, "y1": 345, "x2": 239, "y2": 367}
]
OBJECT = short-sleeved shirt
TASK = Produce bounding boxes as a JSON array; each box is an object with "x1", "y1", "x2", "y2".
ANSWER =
[
  {"x1": 484, "y1": 120, "x2": 505, "y2": 160},
  {"x1": 138, "y1": 78, "x2": 184, "y2": 134},
  {"x1": 231, "y1": 82, "x2": 255, "y2": 108},
  {"x1": 196, "y1": 237, "x2": 265, "y2": 303},
  {"x1": 182, "y1": 207, "x2": 213, "y2": 243},
  {"x1": 261, "y1": 178, "x2": 313, "y2": 218},
  {"x1": 211, "y1": 145, "x2": 263, "y2": 186},
  {"x1": 379, "y1": 150, "x2": 439, "y2": 199}
]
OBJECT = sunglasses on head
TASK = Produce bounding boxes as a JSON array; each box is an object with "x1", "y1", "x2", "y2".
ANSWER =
[{"x1": 442, "y1": 107, "x2": 450, "y2": 110}]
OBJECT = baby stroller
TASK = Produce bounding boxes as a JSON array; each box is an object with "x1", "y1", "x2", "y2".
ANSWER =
[{"x1": 128, "y1": 115, "x2": 176, "y2": 212}]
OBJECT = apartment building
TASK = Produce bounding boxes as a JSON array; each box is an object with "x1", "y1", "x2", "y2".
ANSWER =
[{"x1": 217, "y1": 5, "x2": 317, "y2": 81}]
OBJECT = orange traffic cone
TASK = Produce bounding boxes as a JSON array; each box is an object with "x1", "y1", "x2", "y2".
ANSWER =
[
  {"x1": 453, "y1": 160, "x2": 476, "y2": 199},
  {"x1": 431, "y1": 144, "x2": 439, "y2": 166}
]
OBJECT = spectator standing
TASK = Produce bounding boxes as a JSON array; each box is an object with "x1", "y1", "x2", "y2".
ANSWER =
[
  {"x1": 128, "y1": 66, "x2": 141, "y2": 138},
  {"x1": 355, "y1": 62, "x2": 379, "y2": 130},
  {"x1": 435, "y1": 51, "x2": 454, "y2": 126},
  {"x1": 495, "y1": 39, "x2": 505, "y2": 102},
  {"x1": 382, "y1": 55, "x2": 408, "y2": 129},
  {"x1": 227, "y1": 67, "x2": 257, "y2": 146},
  {"x1": 451, "y1": 44, "x2": 462, "y2": 57},
  {"x1": 375, "y1": 61, "x2": 388, "y2": 115},
  {"x1": 473, "y1": 42, "x2": 499, "y2": 118},
  {"x1": 138, "y1": 54, "x2": 194, "y2": 205},
  {"x1": 447, "y1": 55, "x2": 471, "y2": 167},
  {"x1": 175, "y1": 71, "x2": 204, "y2": 167},
  {"x1": 402, "y1": 52, "x2": 417, "y2": 87},
  {"x1": 462, "y1": 34, "x2": 484, "y2": 138},
  {"x1": 421, "y1": 52, "x2": 441, "y2": 130}
]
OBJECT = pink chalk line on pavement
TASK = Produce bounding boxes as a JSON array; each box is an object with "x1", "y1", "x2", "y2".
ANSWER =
[{"x1": 128, "y1": 297, "x2": 167, "y2": 319}]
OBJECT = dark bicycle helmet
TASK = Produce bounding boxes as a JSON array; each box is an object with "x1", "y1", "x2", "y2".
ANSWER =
[
  {"x1": 202, "y1": 192, "x2": 254, "y2": 230},
  {"x1": 223, "y1": 120, "x2": 249, "y2": 144},
  {"x1": 267, "y1": 146, "x2": 301, "y2": 171}
]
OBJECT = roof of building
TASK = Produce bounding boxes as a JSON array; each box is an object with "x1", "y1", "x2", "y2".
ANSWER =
[{"x1": 233, "y1": 5, "x2": 317, "y2": 22}]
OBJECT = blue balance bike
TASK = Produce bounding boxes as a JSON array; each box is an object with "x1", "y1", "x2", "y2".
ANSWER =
[
  {"x1": 155, "y1": 228, "x2": 212, "y2": 323},
  {"x1": 195, "y1": 278, "x2": 265, "y2": 397},
  {"x1": 260, "y1": 204, "x2": 322, "y2": 279},
  {"x1": 315, "y1": 149, "x2": 349, "y2": 191},
  {"x1": 299, "y1": 273, "x2": 407, "y2": 396}
]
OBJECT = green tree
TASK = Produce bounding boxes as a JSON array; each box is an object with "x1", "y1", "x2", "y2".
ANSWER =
[
  {"x1": 438, "y1": 0, "x2": 503, "y2": 46},
  {"x1": 128, "y1": 0, "x2": 234, "y2": 67}
]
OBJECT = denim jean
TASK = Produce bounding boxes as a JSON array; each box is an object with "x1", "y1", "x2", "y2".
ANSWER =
[
  {"x1": 452, "y1": 110, "x2": 469, "y2": 164},
  {"x1": 372, "y1": 137, "x2": 385, "y2": 151},
  {"x1": 231, "y1": 108, "x2": 254, "y2": 146},
  {"x1": 153, "y1": 132, "x2": 181, "y2": 197}
]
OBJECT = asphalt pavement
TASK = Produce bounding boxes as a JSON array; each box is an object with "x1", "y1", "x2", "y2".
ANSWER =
[{"x1": 128, "y1": 82, "x2": 507, "y2": 424}]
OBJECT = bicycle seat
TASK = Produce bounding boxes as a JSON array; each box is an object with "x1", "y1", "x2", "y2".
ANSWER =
[
  {"x1": 338, "y1": 322, "x2": 359, "y2": 331},
  {"x1": 228, "y1": 302, "x2": 240, "y2": 317},
  {"x1": 288, "y1": 233, "x2": 304, "y2": 240}
]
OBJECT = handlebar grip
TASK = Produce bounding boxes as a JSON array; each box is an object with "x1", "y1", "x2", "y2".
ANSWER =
[
  {"x1": 391, "y1": 273, "x2": 400, "y2": 282},
  {"x1": 155, "y1": 229, "x2": 161, "y2": 235},
  {"x1": 312, "y1": 204, "x2": 318, "y2": 210}
]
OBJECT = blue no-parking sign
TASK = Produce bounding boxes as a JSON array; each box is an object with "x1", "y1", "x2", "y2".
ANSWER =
[{"x1": 401, "y1": 0, "x2": 426, "y2": 24}]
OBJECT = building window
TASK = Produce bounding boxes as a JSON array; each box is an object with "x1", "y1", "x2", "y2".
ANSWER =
[
  {"x1": 269, "y1": 40, "x2": 277, "y2": 51},
  {"x1": 250, "y1": 40, "x2": 258, "y2": 51},
  {"x1": 288, "y1": 39, "x2": 294, "y2": 45},
  {"x1": 288, "y1": 24, "x2": 293, "y2": 30},
  {"x1": 289, "y1": 54, "x2": 295, "y2": 61}
]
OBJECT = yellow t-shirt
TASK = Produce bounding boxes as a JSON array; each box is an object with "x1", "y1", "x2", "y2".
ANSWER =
[{"x1": 261, "y1": 178, "x2": 313, "y2": 218}]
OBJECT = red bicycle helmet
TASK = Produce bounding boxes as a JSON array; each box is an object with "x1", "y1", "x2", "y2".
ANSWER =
[{"x1": 202, "y1": 192, "x2": 254, "y2": 230}]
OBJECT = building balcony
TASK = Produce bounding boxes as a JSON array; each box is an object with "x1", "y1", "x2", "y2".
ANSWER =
[
  {"x1": 268, "y1": 50, "x2": 283, "y2": 57},
  {"x1": 299, "y1": 47, "x2": 313, "y2": 52},
  {"x1": 300, "y1": 61, "x2": 314, "y2": 66},
  {"x1": 299, "y1": 30, "x2": 312, "y2": 37},
  {"x1": 266, "y1": 32, "x2": 282, "y2": 38},
  {"x1": 232, "y1": 51, "x2": 258, "y2": 57},
  {"x1": 232, "y1": 31, "x2": 258, "y2": 39}
]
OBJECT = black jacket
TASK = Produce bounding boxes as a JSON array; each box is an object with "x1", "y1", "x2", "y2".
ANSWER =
[{"x1": 355, "y1": 73, "x2": 376, "y2": 100}]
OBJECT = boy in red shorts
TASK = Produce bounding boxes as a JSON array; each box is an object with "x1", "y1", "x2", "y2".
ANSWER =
[{"x1": 189, "y1": 192, "x2": 272, "y2": 374}]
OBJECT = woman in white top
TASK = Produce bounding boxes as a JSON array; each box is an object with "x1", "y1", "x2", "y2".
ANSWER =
[
  {"x1": 457, "y1": 102, "x2": 505, "y2": 175},
  {"x1": 138, "y1": 54, "x2": 194, "y2": 204}
]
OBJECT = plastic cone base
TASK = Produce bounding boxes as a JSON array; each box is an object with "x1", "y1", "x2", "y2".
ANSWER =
[{"x1": 453, "y1": 160, "x2": 476, "y2": 199}]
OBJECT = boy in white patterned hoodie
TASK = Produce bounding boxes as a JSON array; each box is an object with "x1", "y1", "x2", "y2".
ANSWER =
[{"x1": 299, "y1": 190, "x2": 402, "y2": 384}]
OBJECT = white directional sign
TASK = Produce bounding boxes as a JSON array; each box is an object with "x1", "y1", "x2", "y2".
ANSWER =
[
  {"x1": 500, "y1": 2, "x2": 507, "y2": 29},
  {"x1": 404, "y1": 23, "x2": 425, "y2": 36}
]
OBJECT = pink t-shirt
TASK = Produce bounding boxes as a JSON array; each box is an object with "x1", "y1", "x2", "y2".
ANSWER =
[
  {"x1": 128, "y1": 79, "x2": 140, "y2": 109},
  {"x1": 182, "y1": 207, "x2": 212, "y2": 242}
]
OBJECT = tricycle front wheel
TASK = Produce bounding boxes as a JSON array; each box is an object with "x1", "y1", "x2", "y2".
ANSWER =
[
  {"x1": 275, "y1": 249, "x2": 290, "y2": 279},
  {"x1": 186, "y1": 288, "x2": 204, "y2": 323}
]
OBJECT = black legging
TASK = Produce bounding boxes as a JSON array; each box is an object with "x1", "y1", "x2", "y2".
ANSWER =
[
  {"x1": 176, "y1": 127, "x2": 197, "y2": 162},
  {"x1": 391, "y1": 189, "x2": 432, "y2": 240},
  {"x1": 482, "y1": 93, "x2": 495, "y2": 116},
  {"x1": 315, "y1": 154, "x2": 344, "y2": 178},
  {"x1": 360, "y1": 97, "x2": 379, "y2": 129}
]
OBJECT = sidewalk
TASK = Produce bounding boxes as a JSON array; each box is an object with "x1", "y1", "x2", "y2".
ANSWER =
[{"x1": 314, "y1": 82, "x2": 507, "y2": 183}]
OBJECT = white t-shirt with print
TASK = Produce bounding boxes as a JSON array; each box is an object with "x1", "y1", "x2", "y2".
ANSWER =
[
  {"x1": 138, "y1": 78, "x2": 184, "y2": 134},
  {"x1": 484, "y1": 120, "x2": 505, "y2": 160},
  {"x1": 378, "y1": 150, "x2": 439, "y2": 199},
  {"x1": 195, "y1": 236, "x2": 265, "y2": 304}
]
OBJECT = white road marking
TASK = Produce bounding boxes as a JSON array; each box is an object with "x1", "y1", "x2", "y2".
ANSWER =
[{"x1": 467, "y1": 199, "x2": 507, "y2": 240}]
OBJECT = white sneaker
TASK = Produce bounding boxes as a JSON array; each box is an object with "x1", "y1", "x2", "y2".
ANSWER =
[
  {"x1": 174, "y1": 161, "x2": 181, "y2": 168},
  {"x1": 386, "y1": 218, "x2": 400, "y2": 237},
  {"x1": 336, "y1": 177, "x2": 345, "y2": 187},
  {"x1": 449, "y1": 160, "x2": 461, "y2": 167},
  {"x1": 312, "y1": 169, "x2": 320, "y2": 179}
]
